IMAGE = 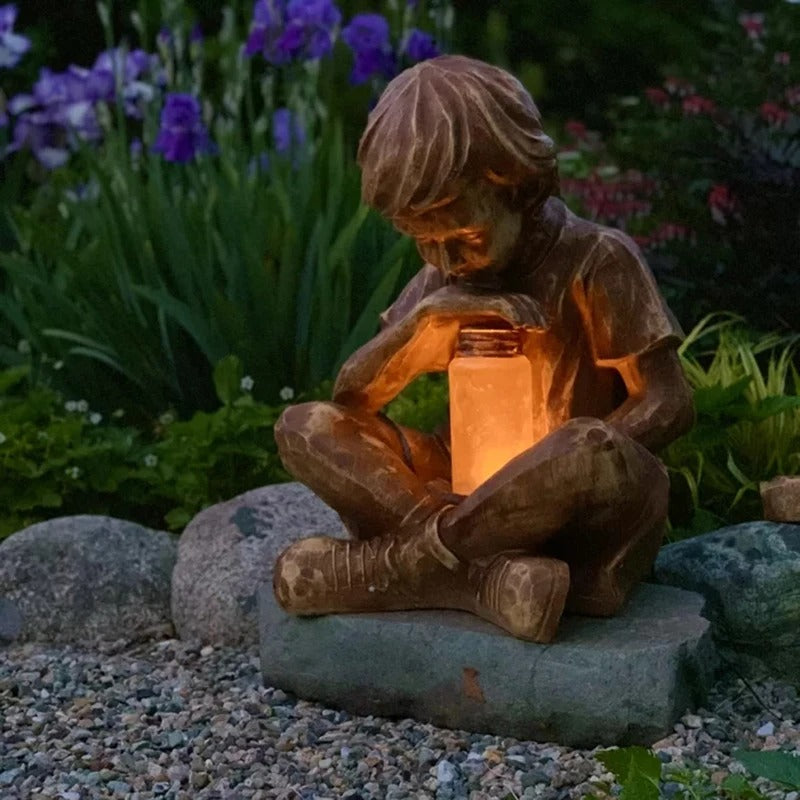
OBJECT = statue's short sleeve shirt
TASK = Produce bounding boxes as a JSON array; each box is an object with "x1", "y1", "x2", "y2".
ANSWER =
[{"x1": 517, "y1": 198, "x2": 683, "y2": 435}]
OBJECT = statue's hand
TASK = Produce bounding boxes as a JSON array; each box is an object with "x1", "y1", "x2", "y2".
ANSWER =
[{"x1": 413, "y1": 284, "x2": 547, "y2": 330}]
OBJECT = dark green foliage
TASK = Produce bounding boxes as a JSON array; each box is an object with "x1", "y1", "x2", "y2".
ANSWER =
[
  {"x1": 734, "y1": 749, "x2": 800, "y2": 790},
  {"x1": 608, "y1": 1, "x2": 800, "y2": 330},
  {"x1": 0, "y1": 125, "x2": 418, "y2": 417},
  {"x1": 0, "y1": 359, "x2": 291, "y2": 539},
  {"x1": 451, "y1": 0, "x2": 716, "y2": 128},
  {"x1": 584, "y1": 745, "x2": 780, "y2": 799},
  {"x1": 661, "y1": 315, "x2": 800, "y2": 539}
]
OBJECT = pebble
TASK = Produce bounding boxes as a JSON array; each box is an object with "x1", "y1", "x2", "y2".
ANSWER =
[
  {"x1": 0, "y1": 638, "x2": 798, "y2": 799},
  {"x1": 757, "y1": 721, "x2": 776, "y2": 737}
]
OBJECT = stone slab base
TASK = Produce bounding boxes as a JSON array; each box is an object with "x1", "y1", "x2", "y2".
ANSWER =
[{"x1": 258, "y1": 583, "x2": 716, "y2": 748}]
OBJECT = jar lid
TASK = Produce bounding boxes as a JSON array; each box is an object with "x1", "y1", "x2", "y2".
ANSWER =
[{"x1": 455, "y1": 326, "x2": 523, "y2": 357}]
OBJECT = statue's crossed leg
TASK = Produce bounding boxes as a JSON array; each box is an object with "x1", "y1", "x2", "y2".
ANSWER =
[{"x1": 272, "y1": 401, "x2": 669, "y2": 642}]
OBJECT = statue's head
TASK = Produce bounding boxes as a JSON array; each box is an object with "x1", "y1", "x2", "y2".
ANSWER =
[{"x1": 358, "y1": 56, "x2": 559, "y2": 279}]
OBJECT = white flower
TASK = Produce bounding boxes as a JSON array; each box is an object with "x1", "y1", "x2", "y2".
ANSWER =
[
  {"x1": 0, "y1": 432, "x2": 6, "y2": 445},
  {"x1": 158, "y1": 411, "x2": 175, "y2": 426},
  {"x1": 89, "y1": 412, "x2": 102, "y2": 425},
  {"x1": 65, "y1": 466, "x2": 81, "y2": 479},
  {"x1": 279, "y1": 386, "x2": 294, "y2": 401},
  {"x1": 76, "y1": 400, "x2": 89, "y2": 413},
  {"x1": 112, "y1": 409, "x2": 125, "y2": 419},
  {"x1": 64, "y1": 400, "x2": 78, "y2": 413},
  {"x1": 16, "y1": 339, "x2": 30, "y2": 355},
  {"x1": 143, "y1": 454, "x2": 158, "y2": 468},
  {"x1": 240, "y1": 375, "x2": 255, "y2": 392},
  {"x1": 53, "y1": 360, "x2": 64, "y2": 371}
]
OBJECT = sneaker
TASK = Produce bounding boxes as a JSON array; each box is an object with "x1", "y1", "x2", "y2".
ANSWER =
[
  {"x1": 273, "y1": 506, "x2": 463, "y2": 615},
  {"x1": 470, "y1": 554, "x2": 569, "y2": 643}
]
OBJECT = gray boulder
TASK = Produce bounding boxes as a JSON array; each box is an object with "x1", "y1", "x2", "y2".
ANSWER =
[
  {"x1": 0, "y1": 516, "x2": 177, "y2": 643},
  {"x1": 171, "y1": 482, "x2": 346, "y2": 645},
  {"x1": 654, "y1": 521, "x2": 800, "y2": 683},
  {"x1": 259, "y1": 583, "x2": 716, "y2": 747},
  {"x1": 0, "y1": 597, "x2": 22, "y2": 644}
]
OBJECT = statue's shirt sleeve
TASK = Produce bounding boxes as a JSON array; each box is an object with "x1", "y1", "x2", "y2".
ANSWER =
[{"x1": 573, "y1": 229, "x2": 683, "y2": 368}]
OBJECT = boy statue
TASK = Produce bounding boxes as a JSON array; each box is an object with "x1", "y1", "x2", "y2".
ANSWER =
[{"x1": 271, "y1": 55, "x2": 694, "y2": 643}]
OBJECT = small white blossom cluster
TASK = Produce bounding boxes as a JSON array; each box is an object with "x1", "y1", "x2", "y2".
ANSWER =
[
  {"x1": 143, "y1": 454, "x2": 158, "y2": 468},
  {"x1": 63, "y1": 401, "x2": 102, "y2": 424},
  {"x1": 240, "y1": 375, "x2": 255, "y2": 392},
  {"x1": 64, "y1": 466, "x2": 81, "y2": 480},
  {"x1": 0, "y1": 432, "x2": 6, "y2": 445},
  {"x1": 279, "y1": 386, "x2": 294, "y2": 401}
]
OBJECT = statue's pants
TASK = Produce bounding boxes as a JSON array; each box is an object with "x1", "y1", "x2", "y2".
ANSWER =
[{"x1": 275, "y1": 401, "x2": 669, "y2": 616}]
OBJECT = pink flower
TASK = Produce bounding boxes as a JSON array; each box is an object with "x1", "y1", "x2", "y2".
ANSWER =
[
  {"x1": 759, "y1": 101, "x2": 790, "y2": 127},
  {"x1": 738, "y1": 12, "x2": 765, "y2": 40},
  {"x1": 682, "y1": 95, "x2": 716, "y2": 116},
  {"x1": 564, "y1": 119, "x2": 588, "y2": 140},
  {"x1": 645, "y1": 87, "x2": 670, "y2": 108},
  {"x1": 708, "y1": 184, "x2": 740, "y2": 226},
  {"x1": 774, "y1": 51, "x2": 791, "y2": 66}
]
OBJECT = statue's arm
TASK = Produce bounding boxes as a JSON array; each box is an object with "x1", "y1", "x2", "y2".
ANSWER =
[
  {"x1": 603, "y1": 346, "x2": 695, "y2": 452},
  {"x1": 575, "y1": 230, "x2": 694, "y2": 452},
  {"x1": 334, "y1": 268, "x2": 547, "y2": 414}
]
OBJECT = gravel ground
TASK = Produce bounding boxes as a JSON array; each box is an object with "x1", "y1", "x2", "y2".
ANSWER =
[{"x1": 1, "y1": 637, "x2": 798, "y2": 800}]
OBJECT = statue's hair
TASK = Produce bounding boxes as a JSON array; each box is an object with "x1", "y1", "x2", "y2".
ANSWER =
[{"x1": 358, "y1": 55, "x2": 559, "y2": 218}]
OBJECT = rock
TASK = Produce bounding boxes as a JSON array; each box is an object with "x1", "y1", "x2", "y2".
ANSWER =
[
  {"x1": 172, "y1": 482, "x2": 347, "y2": 644},
  {"x1": 258, "y1": 582, "x2": 716, "y2": 747},
  {"x1": 757, "y1": 721, "x2": 775, "y2": 737},
  {"x1": 654, "y1": 522, "x2": 800, "y2": 684},
  {"x1": 0, "y1": 516, "x2": 176, "y2": 643},
  {"x1": 0, "y1": 597, "x2": 22, "y2": 643},
  {"x1": 761, "y1": 476, "x2": 800, "y2": 522}
]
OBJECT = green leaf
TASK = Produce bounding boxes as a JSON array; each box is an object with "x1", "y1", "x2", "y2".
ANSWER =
[
  {"x1": 748, "y1": 395, "x2": 800, "y2": 422},
  {"x1": 720, "y1": 774, "x2": 766, "y2": 799},
  {"x1": 595, "y1": 747, "x2": 661, "y2": 800},
  {"x1": 693, "y1": 376, "x2": 753, "y2": 416},
  {"x1": 164, "y1": 507, "x2": 192, "y2": 531},
  {"x1": 0, "y1": 365, "x2": 30, "y2": 394},
  {"x1": 734, "y1": 749, "x2": 800, "y2": 789},
  {"x1": 213, "y1": 355, "x2": 244, "y2": 407}
]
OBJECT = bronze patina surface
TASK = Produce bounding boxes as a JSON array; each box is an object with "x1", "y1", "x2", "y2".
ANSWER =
[{"x1": 271, "y1": 55, "x2": 694, "y2": 643}]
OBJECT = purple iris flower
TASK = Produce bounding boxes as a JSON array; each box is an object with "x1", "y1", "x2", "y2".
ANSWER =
[
  {"x1": 4, "y1": 47, "x2": 160, "y2": 169},
  {"x1": 152, "y1": 93, "x2": 214, "y2": 163},
  {"x1": 272, "y1": 107, "x2": 305, "y2": 154},
  {"x1": 244, "y1": 0, "x2": 340, "y2": 64},
  {"x1": 403, "y1": 29, "x2": 439, "y2": 63},
  {"x1": 11, "y1": 112, "x2": 69, "y2": 169},
  {"x1": 190, "y1": 23, "x2": 204, "y2": 44},
  {"x1": 0, "y1": 4, "x2": 30, "y2": 69},
  {"x1": 341, "y1": 14, "x2": 395, "y2": 85}
]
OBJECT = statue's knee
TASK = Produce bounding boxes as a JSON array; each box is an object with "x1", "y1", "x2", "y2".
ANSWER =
[
  {"x1": 561, "y1": 417, "x2": 617, "y2": 449},
  {"x1": 275, "y1": 401, "x2": 335, "y2": 454}
]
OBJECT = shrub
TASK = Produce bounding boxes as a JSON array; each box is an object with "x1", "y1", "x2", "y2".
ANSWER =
[
  {"x1": 0, "y1": 1, "x2": 456, "y2": 417},
  {"x1": 606, "y1": 1, "x2": 800, "y2": 330},
  {"x1": 0, "y1": 357, "x2": 294, "y2": 539},
  {"x1": 662, "y1": 314, "x2": 800, "y2": 539}
]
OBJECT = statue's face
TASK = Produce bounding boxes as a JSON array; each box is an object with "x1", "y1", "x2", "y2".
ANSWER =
[{"x1": 392, "y1": 183, "x2": 522, "y2": 281}]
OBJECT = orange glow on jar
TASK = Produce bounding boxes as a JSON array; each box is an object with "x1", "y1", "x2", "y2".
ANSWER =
[{"x1": 448, "y1": 326, "x2": 535, "y2": 495}]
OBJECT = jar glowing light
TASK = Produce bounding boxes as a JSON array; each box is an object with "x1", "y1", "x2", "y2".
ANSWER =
[{"x1": 448, "y1": 326, "x2": 536, "y2": 495}]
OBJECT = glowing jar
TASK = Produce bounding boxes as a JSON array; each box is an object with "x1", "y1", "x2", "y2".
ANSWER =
[{"x1": 448, "y1": 326, "x2": 535, "y2": 495}]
